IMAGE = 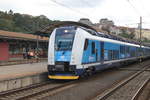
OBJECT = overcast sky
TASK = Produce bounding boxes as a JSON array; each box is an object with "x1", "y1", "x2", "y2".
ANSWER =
[{"x1": 0, "y1": 0, "x2": 150, "y2": 28}]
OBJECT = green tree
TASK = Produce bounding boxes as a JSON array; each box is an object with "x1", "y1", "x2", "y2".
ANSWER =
[
  {"x1": 0, "y1": 18, "x2": 14, "y2": 31},
  {"x1": 0, "y1": 10, "x2": 58, "y2": 34}
]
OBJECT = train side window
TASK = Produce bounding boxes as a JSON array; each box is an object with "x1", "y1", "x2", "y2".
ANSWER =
[
  {"x1": 92, "y1": 42, "x2": 95, "y2": 54},
  {"x1": 84, "y1": 39, "x2": 88, "y2": 50},
  {"x1": 108, "y1": 50, "x2": 113, "y2": 60},
  {"x1": 120, "y1": 46, "x2": 125, "y2": 54}
]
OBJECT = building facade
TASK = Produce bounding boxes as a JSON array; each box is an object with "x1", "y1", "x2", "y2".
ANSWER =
[{"x1": 0, "y1": 30, "x2": 48, "y2": 61}]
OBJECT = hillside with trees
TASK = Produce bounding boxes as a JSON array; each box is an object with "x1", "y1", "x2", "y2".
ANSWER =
[{"x1": 0, "y1": 10, "x2": 58, "y2": 34}]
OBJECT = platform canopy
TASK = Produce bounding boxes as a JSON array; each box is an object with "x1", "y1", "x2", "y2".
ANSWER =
[{"x1": 34, "y1": 21, "x2": 97, "y2": 37}]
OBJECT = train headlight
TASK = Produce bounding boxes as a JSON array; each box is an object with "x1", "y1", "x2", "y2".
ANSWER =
[
  {"x1": 71, "y1": 56, "x2": 75, "y2": 64},
  {"x1": 47, "y1": 65, "x2": 55, "y2": 71},
  {"x1": 72, "y1": 56, "x2": 75, "y2": 60},
  {"x1": 69, "y1": 65, "x2": 76, "y2": 71}
]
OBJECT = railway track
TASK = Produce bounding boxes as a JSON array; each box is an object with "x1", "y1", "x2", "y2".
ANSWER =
[
  {"x1": 0, "y1": 60, "x2": 150, "y2": 100},
  {"x1": 0, "y1": 80, "x2": 78, "y2": 100},
  {"x1": 93, "y1": 64, "x2": 150, "y2": 100},
  {"x1": 131, "y1": 78, "x2": 149, "y2": 100}
]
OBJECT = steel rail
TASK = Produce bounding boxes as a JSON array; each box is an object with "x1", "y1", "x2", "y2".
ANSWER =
[
  {"x1": 18, "y1": 81, "x2": 78, "y2": 100},
  {"x1": 131, "y1": 78, "x2": 150, "y2": 100},
  {"x1": 0, "y1": 81, "x2": 52, "y2": 99},
  {"x1": 0, "y1": 80, "x2": 78, "y2": 100},
  {"x1": 93, "y1": 64, "x2": 150, "y2": 100}
]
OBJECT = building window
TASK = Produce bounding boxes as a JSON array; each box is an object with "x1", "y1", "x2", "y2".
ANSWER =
[{"x1": 9, "y1": 43, "x2": 23, "y2": 55}]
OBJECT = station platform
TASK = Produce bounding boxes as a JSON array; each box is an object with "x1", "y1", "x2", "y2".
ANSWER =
[
  {"x1": 0, "y1": 62, "x2": 48, "y2": 92},
  {"x1": 0, "y1": 58, "x2": 47, "y2": 66},
  {"x1": 0, "y1": 62, "x2": 47, "y2": 81}
]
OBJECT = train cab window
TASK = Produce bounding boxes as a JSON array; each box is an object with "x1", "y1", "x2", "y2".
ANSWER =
[
  {"x1": 92, "y1": 42, "x2": 95, "y2": 54},
  {"x1": 55, "y1": 26, "x2": 76, "y2": 51},
  {"x1": 84, "y1": 39, "x2": 89, "y2": 50}
]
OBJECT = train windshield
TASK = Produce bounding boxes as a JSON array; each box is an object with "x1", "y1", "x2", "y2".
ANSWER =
[{"x1": 55, "y1": 26, "x2": 76, "y2": 51}]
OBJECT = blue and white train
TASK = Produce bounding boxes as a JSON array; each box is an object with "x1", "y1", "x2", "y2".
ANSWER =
[{"x1": 47, "y1": 22, "x2": 150, "y2": 80}]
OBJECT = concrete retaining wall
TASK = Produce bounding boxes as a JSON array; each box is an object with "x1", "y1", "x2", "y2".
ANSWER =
[{"x1": 0, "y1": 72, "x2": 48, "y2": 92}]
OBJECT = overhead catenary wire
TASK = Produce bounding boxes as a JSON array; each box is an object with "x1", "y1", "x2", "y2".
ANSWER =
[
  {"x1": 81, "y1": 0, "x2": 98, "y2": 13},
  {"x1": 126, "y1": 0, "x2": 141, "y2": 16},
  {"x1": 81, "y1": 0, "x2": 93, "y2": 8},
  {"x1": 129, "y1": 0, "x2": 150, "y2": 29},
  {"x1": 125, "y1": 0, "x2": 144, "y2": 29},
  {"x1": 136, "y1": 0, "x2": 150, "y2": 18},
  {"x1": 50, "y1": 0, "x2": 92, "y2": 18}
]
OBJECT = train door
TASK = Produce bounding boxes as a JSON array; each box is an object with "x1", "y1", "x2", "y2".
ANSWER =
[
  {"x1": 100, "y1": 42, "x2": 104, "y2": 64},
  {"x1": 95, "y1": 41, "x2": 100, "y2": 62},
  {"x1": 91, "y1": 41, "x2": 96, "y2": 62},
  {"x1": 92, "y1": 41, "x2": 101, "y2": 62},
  {"x1": 95, "y1": 48, "x2": 98, "y2": 61}
]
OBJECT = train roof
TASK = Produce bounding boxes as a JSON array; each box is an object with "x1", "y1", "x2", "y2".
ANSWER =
[
  {"x1": 35, "y1": 21, "x2": 150, "y2": 48},
  {"x1": 79, "y1": 27, "x2": 150, "y2": 48},
  {"x1": 35, "y1": 21, "x2": 97, "y2": 37}
]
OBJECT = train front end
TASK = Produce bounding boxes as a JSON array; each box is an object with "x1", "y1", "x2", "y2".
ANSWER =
[{"x1": 47, "y1": 26, "x2": 83, "y2": 80}]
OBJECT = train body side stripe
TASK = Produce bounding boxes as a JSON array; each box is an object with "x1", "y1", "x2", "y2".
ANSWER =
[{"x1": 82, "y1": 57, "x2": 139, "y2": 69}]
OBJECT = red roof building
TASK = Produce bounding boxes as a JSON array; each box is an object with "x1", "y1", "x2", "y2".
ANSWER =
[{"x1": 0, "y1": 30, "x2": 48, "y2": 61}]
